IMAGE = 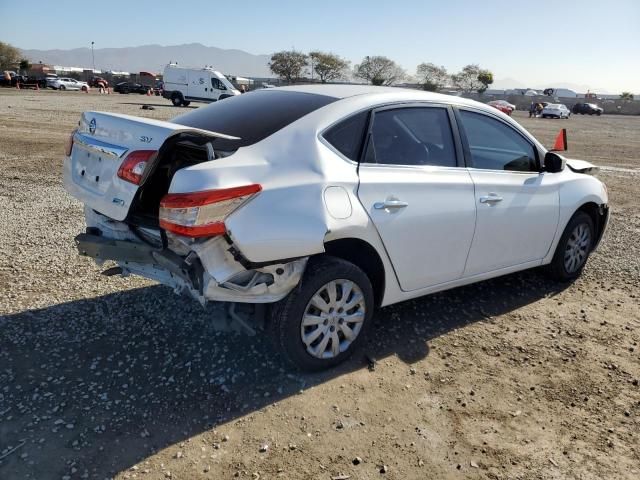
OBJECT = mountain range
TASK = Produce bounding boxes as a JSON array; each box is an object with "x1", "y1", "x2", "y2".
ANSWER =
[{"x1": 21, "y1": 43, "x2": 272, "y2": 77}]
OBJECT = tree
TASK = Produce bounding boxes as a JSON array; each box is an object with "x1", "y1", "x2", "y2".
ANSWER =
[
  {"x1": 19, "y1": 59, "x2": 31, "y2": 73},
  {"x1": 268, "y1": 50, "x2": 309, "y2": 84},
  {"x1": 477, "y1": 69, "x2": 493, "y2": 93},
  {"x1": 354, "y1": 56, "x2": 405, "y2": 86},
  {"x1": 309, "y1": 51, "x2": 349, "y2": 83},
  {"x1": 0, "y1": 41, "x2": 21, "y2": 71},
  {"x1": 452, "y1": 64, "x2": 493, "y2": 93},
  {"x1": 620, "y1": 91, "x2": 634, "y2": 101},
  {"x1": 416, "y1": 62, "x2": 448, "y2": 91}
]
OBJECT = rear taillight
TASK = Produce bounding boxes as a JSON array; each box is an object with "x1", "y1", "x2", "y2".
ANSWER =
[
  {"x1": 117, "y1": 150, "x2": 157, "y2": 185},
  {"x1": 159, "y1": 184, "x2": 262, "y2": 238},
  {"x1": 65, "y1": 129, "x2": 77, "y2": 156}
]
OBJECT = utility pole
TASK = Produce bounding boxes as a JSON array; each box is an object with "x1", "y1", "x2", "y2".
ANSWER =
[{"x1": 91, "y1": 41, "x2": 95, "y2": 72}]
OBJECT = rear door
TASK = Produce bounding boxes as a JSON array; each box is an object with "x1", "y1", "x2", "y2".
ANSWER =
[
  {"x1": 455, "y1": 108, "x2": 560, "y2": 276},
  {"x1": 356, "y1": 104, "x2": 476, "y2": 291}
]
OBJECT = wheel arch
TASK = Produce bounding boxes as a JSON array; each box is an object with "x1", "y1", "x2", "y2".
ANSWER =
[
  {"x1": 576, "y1": 201, "x2": 608, "y2": 249},
  {"x1": 322, "y1": 237, "x2": 386, "y2": 307}
]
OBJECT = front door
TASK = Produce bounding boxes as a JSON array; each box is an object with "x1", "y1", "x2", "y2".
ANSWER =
[
  {"x1": 356, "y1": 105, "x2": 476, "y2": 291},
  {"x1": 456, "y1": 109, "x2": 560, "y2": 276}
]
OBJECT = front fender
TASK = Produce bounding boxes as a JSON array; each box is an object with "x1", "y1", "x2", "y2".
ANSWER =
[{"x1": 542, "y1": 173, "x2": 608, "y2": 263}]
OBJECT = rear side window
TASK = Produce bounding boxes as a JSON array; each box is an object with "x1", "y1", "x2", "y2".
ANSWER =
[
  {"x1": 458, "y1": 110, "x2": 537, "y2": 172},
  {"x1": 172, "y1": 90, "x2": 337, "y2": 150},
  {"x1": 323, "y1": 111, "x2": 369, "y2": 161}
]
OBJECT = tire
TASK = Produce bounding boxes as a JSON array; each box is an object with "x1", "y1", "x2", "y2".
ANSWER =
[
  {"x1": 59, "y1": 85, "x2": 66, "y2": 91},
  {"x1": 268, "y1": 256, "x2": 374, "y2": 371},
  {"x1": 547, "y1": 211, "x2": 595, "y2": 282},
  {"x1": 171, "y1": 93, "x2": 184, "y2": 106},
  {"x1": 182, "y1": 101, "x2": 191, "y2": 107},
  {"x1": 597, "y1": 111, "x2": 602, "y2": 116}
]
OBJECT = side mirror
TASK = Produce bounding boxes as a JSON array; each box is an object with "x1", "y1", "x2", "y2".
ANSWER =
[{"x1": 543, "y1": 151, "x2": 566, "y2": 173}]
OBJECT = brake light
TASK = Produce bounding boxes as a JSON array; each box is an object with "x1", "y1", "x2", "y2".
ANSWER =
[
  {"x1": 159, "y1": 184, "x2": 262, "y2": 238},
  {"x1": 117, "y1": 150, "x2": 157, "y2": 185},
  {"x1": 65, "y1": 129, "x2": 77, "y2": 156}
]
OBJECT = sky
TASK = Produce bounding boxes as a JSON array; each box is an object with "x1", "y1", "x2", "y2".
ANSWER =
[{"x1": 1, "y1": 0, "x2": 639, "y2": 93}]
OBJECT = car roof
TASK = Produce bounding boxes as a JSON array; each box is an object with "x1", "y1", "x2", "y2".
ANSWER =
[{"x1": 263, "y1": 84, "x2": 489, "y2": 110}]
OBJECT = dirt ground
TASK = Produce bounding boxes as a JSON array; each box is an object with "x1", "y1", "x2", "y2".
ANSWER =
[{"x1": 0, "y1": 89, "x2": 638, "y2": 480}]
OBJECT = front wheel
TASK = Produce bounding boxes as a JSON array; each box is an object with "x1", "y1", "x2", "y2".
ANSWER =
[
  {"x1": 547, "y1": 211, "x2": 594, "y2": 281},
  {"x1": 268, "y1": 256, "x2": 374, "y2": 371}
]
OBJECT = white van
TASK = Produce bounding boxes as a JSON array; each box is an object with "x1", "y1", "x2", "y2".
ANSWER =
[{"x1": 162, "y1": 64, "x2": 240, "y2": 107}]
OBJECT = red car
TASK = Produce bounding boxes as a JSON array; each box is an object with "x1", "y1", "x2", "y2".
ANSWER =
[{"x1": 487, "y1": 100, "x2": 515, "y2": 116}]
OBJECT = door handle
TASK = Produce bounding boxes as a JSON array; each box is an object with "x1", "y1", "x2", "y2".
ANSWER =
[
  {"x1": 374, "y1": 199, "x2": 409, "y2": 210},
  {"x1": 479, "y1": 193, "x2": 503, "y2": 204}
]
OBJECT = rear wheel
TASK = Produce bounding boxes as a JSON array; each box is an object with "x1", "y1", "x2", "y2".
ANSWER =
[
  {"x1": 547, "y1": 211, "x2": 594, "y2": 281},
  {"x1": 182, "y1": 100, "x2": 191, "y2": 107},
  {"x1": 268, "y1": 256, "x2": 374, "y2": 371},
  {"x1": 59, "y1": 85, "x2": 66, "y2": 91},
  {"x1": 171, "y1": 93, "x2": 184, "y2": 106}
]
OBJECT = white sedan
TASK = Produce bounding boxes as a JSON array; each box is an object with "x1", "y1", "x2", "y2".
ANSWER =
[
  {"x1": 542, "y1": 103, "x2": 571, "y2": 119},
  {"x1": 63, "y1": 85, "x2": 609, "y2": 371},
  {"x1": 49, "y1": 77, "x2": 89, "y2": 91}
]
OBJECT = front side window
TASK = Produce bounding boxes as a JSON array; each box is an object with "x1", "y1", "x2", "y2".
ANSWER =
[
  {"x1": 364, "y1": 107, "x2": 457, "y2": 167},
  {"x1": 323, "y1": 111, "x2": 369, "y2": 161},
  {"x1": 458, "y1": 110, "x2": 537, "y2": 172}
]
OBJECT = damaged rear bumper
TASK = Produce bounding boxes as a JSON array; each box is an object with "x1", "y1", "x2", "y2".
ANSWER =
[{"x1": 75, "y1": 232, "x2": 307, "y2": 305}]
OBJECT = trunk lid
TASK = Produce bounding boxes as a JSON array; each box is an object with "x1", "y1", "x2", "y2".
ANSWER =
[{"x1": 63, "y1": 111, "x2": 238, "y2": 221}]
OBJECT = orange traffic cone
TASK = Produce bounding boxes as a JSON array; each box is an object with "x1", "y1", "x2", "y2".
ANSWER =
[{"x1": 552, "y1": 128, "x2": 567, "y2": 151}]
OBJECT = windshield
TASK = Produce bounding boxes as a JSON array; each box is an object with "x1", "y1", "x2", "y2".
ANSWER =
[{"x1": 171, "y1": 90, "x2": 338, "y2": 150}]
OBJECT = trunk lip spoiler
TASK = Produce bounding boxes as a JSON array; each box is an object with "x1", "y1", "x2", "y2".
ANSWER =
[
  {"x1": 74, "y1": 132, "x2": 130, "y2": 158},
  {"x1": 83, "y1": 111, "x2": 242, "y2": 141}
]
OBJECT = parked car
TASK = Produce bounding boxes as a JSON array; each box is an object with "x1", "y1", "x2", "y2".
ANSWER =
[
  {"x1": 487, "y1": 100, "x2": 515, "y2": 115},
  {"x1": 89, "y1": 76, "x2": 109, "y2": 89},
  {"x1": 541, "y1": 103, "x2": 571, "y2": 119},
  {"x1": 162, "y1": 64, "x2": 240, "y2": 106},
  {"x1": 113, "y1": 82, "x2": 151, "y2": 94},
  {"x1": 63, "y1": 85, "x2": 609, "y2": 371},
  {"x1": 49, "y1": 77, "x2": 89, "y2": 91},
  {"x1": 572, "y1": 103, "x2": 603, "y2": 115},
  {"x1": 1, "y1": 71, "x2": 29, "y2": 87}
]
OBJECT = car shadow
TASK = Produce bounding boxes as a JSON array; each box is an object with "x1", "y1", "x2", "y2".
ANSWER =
[
  {"x1": 119, "y1": 102, "x2": 198, "y2": 109},
  {"x1": 0, "y1": 269, "x2": 569, "y2": 478}
]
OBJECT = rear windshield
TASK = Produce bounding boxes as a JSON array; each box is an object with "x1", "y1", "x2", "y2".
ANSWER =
[{"x1": 171, "y1": 90, "x2": 338, "y2": 150}]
